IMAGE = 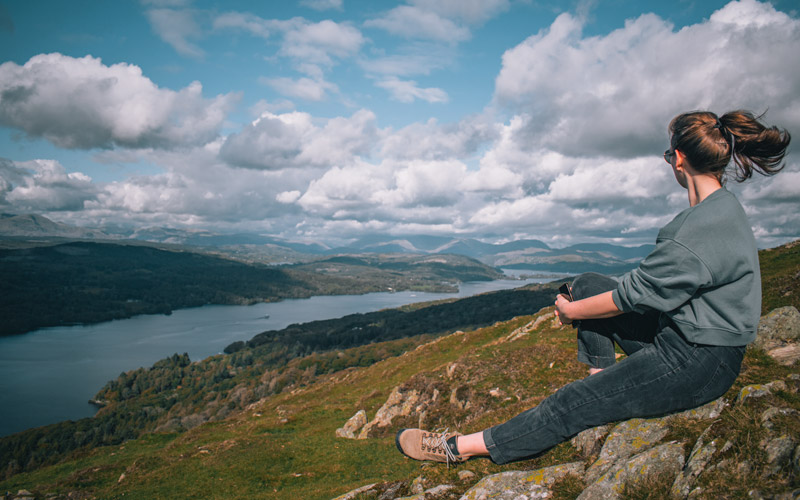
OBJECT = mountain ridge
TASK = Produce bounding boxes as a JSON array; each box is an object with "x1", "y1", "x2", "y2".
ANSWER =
[{"x1": 0, "y1": 213, "x2": 654, "y2": 271}]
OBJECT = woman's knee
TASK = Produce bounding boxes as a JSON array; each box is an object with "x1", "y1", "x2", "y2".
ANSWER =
[{"x1": 571, "y1": 272, "x2": 618, "y2": 300}]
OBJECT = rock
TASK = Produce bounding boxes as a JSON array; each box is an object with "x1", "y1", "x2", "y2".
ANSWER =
[
  {"x1": 378, "y1": 482, "x2": 406, "y2": 500},
  {"x1": 331, "y1": 483, "x2": 378, "y2": 500},
  {"x1": 500, "y1": 312, "x2": 555, "y2": 343},
  {"x1": 768, "y1": 344, "x2": 800, "y2": 366},
  {"x1": 762, "y1": 435, "x2": 796, "y2": 477},
  {"x1": 585, "y1": 418, "x2": 669, "y2": 483},
  {"x1": 578, "y1": 442, "x2": 685, "y2": 500},
  {"x1": 795, "y1": 444, "x2": 800, "y2": 473},
  {"x1": 571, "y1": 425, "x2": 610, "y2": 458},
  {"x1": 359, "y1": 387, "x2": 420, "y2": 439},
  {"x1": 672, "y1": 426, "x2": 718, "y2": 498},
  {"x1": 458, "y1": 470, "x2": 476, "y2": 481},
  {"x1": 336, "y1": 410, "x2": 367, "y2": 439},
  {"x1": 13, "y1": 491, "x2": 34, "y2": 500},
  {"x1": 674, "y1": 397, "x2": 727, "y2": 420},
  {"x1": 761, "y1": 406, "x2": 799, "y2": 431},
  {"x1": 460, "y1": 462, "x2": 584, "y2": 500},
  {"x1": 410, "y1": 476, "x2": 426, "y2": 495},
  {"x1": 424, "y1": 484, "x2": 455, "y2": 498},
  {"x1": 754, "y1": 306, "x2": 800, "y2": 350},
  {"x1": 737, "y1": 381, "x2": 787, "y2": 404},
  {"x1": 450, "y1": 386, "x2": 471, "y2": 410}
]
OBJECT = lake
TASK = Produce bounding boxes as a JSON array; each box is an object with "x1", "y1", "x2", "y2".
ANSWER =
[{"x1": 0, "y1": 276, "x2": 557, "y2": 437}]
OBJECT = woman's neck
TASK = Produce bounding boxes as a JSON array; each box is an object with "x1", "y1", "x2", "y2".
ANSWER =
[{"x1": 686, "y1": 174, "x2": 723, "y2": 206}]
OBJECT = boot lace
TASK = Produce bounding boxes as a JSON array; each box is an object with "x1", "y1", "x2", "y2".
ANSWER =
[{"x1": 422, "y1": 428, "x2": 459, "y2": 467}]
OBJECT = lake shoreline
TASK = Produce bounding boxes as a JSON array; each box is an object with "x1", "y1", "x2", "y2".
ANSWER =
[{"x1": 0, "y1": 276, "x2": 563, "y2": 437}]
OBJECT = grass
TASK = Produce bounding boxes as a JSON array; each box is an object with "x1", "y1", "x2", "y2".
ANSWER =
[{"x1": 0, "y1": 311, "x2": 585, "y2": 499}]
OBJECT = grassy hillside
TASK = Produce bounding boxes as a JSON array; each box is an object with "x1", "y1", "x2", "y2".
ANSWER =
[
  {"x1": 0, "y1": 283, "x2": 561, "y2": 478},
  {"x1": 3, "y1": 304, "x2": 798, "y2": 499},
  {"x1": 1, "y1": 240, "x2": 797, "y2": 499}
]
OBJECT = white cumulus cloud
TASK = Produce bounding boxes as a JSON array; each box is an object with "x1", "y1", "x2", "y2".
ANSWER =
[
  {"x1": 1, "y1": 159, "x2": 98, "y2": 211},
  {"x1": 219, "y1": 109, "x2": 378, "y2": 170},
  {"x1": 0, "y1": 53, "x2": 237, "y2": 150},
  {"x1": 493, "y1": 0, "x2": 800, "y2": 159}
]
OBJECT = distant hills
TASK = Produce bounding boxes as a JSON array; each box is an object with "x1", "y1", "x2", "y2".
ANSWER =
[
  {"x1": 0, "y1": 213, "x2": 654, "y2": 273},
  {"x1": 0, "y1": 241, "x2": 502, "y2": 336}
]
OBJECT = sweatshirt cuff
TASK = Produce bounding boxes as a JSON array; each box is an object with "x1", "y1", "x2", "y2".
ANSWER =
[{"x1": 611, "y1": 289, "x2": 628, "y2": 312}]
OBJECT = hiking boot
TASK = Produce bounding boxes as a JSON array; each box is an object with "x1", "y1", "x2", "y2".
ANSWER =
[{"x1": 395, "y1": 428, "x2": 465, "y2": 466}]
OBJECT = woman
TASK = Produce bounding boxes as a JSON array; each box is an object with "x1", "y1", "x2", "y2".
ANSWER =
[{"x1": 395, "y1": 110, "x2": 791, "y2": 465}]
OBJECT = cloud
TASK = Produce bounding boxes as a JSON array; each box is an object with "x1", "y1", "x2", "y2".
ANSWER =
[
  {"x1": 281, "y1": 19, "x2": 364, "y2": 66},
  {"x1": 365, "y1": 5, "x2": 470, "y2": 42},
  {"x1": 408, "y1": 0, "x2": 510, "y2": 24},
  {"x1": 359, "y1": 44, "x2": 452, "y2": 76},
  {"x1": 0, "y1": 159, "x2": 98, "y2": 212},
  {"x1": 493, "y1": 0, "x2": 800, "y2": 158},
  {"x1": 300, "y1": 0, "x2": 343, "y2": 11},
  {"x1": 212, "y1": 12, "x2": 272, "y2": 38},
  {"x1": 260, "y1": 75, "x2": 338, "y2": 101},
  {"x1": 145, "y1": 8, "x2": 204, "y2": 58},
  {"x1": 276, "y1": 190, "x2": 301, "y2": 204},
  {"x1": 0, "y1": 53, "x2": 237, "y2": 150},
  {"x1": 380, "y1": 115, "x2": 498, "y2": 160},
  {"x1": 219, "y1": 109, "x2": 378, "y2": 170},
  {"x1": 375, "y1": 77, "x2": 448, "y2": 103}
]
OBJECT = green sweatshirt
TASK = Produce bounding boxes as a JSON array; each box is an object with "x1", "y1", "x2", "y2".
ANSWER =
[{"x1": 612, "y1": 188, "x2": 760, "y2": 346}]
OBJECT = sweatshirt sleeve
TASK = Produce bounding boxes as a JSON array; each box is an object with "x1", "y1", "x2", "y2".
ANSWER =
[{"x1": 612, "y1": 238, "x2": 714, "y2": 314}]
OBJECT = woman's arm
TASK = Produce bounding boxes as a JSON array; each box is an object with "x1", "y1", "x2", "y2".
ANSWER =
[{"x1": 555, "y1": 290, "x2": 621, "y2": 324}]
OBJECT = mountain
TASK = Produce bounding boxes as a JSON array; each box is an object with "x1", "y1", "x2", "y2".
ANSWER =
[
  {"x1": 0, "y1": 213, "x2": 111, "y2": 239},
  {"x1": 0, "y1": 240, "x2": 797, "y2": 498},
  {"x1": 0, "y1": 214, "x2": 655, "y2": 273}
]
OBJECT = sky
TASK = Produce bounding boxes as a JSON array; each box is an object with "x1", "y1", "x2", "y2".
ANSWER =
[{"x1": 0, "y1": 0, "x2": 798, "y2": 249}]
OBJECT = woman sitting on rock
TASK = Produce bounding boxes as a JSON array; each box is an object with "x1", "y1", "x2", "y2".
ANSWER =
[{"x1": 396, "y1": 109, "x2": 792, "y2": 466}]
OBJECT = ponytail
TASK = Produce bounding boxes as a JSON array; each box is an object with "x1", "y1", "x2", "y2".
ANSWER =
[
  {"x1": 720, "y1": 110, "x2": 791, "y2": 181},
  {"x1": 669, "y1": 110, "x2": 791, "y2": 183}
]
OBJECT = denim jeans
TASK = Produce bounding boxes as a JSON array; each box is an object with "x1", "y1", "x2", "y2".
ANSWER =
[{"x1": 483, "y1": 272, "x2": 745, "y2": 464}]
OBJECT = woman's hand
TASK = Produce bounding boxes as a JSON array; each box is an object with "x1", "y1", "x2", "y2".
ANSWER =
[{"x1": 554, "y1": 293, "x2": 574, "y2": 326}]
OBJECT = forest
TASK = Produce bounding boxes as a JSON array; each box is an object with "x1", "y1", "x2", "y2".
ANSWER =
[{"x1": 0, "y1": 240, "x2": 503, "y2": 336}]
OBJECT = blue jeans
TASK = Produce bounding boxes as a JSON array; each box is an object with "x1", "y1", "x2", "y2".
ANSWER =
[{"x1": 483, "y1": 273, "x2": 745, "y2": 464}]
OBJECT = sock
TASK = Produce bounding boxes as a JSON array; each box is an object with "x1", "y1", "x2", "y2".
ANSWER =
[{"x1": 446, "y1": 436, "x2": 460, "y2": 456}]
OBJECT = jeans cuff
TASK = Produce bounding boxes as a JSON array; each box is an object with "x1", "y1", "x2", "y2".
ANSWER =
[
  {"x1": 482, "y1": 427, "x2": 508, "y2": 465},
  {"x1": 577, "y1": 351, "x2": 615, "y2": 369}
]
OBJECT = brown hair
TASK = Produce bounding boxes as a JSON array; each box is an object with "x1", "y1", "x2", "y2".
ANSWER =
[{"x1": 669, "y1": 110, "x2": 791, "y2": 182}]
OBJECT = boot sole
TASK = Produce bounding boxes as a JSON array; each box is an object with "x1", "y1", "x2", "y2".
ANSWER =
[{"x1": 395, "y1": 428, "x2": 409, "y2": 456}]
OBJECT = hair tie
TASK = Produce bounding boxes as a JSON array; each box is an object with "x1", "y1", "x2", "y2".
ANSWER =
[{"x1": 713, "y1": 119, "x2": 722, "y2": 130}]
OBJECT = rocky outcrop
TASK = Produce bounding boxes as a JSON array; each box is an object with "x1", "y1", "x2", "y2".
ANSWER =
[
  {"x1": 333, "y1": 307, "x2": 800, "y2": 500},
  {"x1": 754, "y1": 306, "x2": 800, "y2": 366},
  {"x1": 460, "y1": 462, "x2": 584, "y2": 499},
  {"x1": 336, "y1": 410, "x2": 368, "y2": 439},
  {"x1": 357, "y1": 386, "x2": 423, "y2": 439}
]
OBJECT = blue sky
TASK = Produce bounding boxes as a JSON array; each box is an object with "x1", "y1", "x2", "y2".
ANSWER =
[{"x1": 0, "y1": 0, "x2": 798, "y2": 248}]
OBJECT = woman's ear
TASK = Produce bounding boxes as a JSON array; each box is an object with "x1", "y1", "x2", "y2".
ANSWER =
[{"x1": 674, "y1": 149, "x2": 685, "y2": 170}]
